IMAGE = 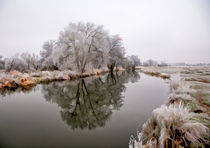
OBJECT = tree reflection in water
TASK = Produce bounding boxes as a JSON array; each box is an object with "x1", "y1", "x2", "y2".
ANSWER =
[{"x1": 42, "y1": 71, "x2": 140, "y2": 130}]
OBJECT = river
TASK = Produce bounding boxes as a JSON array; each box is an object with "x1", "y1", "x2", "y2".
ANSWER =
[{"x1": 0, "y1": 71, "x2": 169, "y2": 148}]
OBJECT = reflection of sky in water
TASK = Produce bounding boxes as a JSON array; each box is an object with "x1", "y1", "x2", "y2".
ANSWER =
[{"x1": 0, "y1": 71, "x2": 169, "y2": 148}]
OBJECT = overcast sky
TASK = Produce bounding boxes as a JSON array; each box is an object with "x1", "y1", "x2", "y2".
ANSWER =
[{"x1": 0, "y1": 0, "x2": 209, "y2": 63}]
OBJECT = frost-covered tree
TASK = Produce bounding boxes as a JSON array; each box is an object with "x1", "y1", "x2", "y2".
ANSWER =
[
  {"x1": 40, "y1": 22, "x2": 129, "y2": 73},
  {"x1": 4, "y1": 57, "x2": 14, "y2": 72},
  {"x1": 52, "y1": 22, "x2": 110, "y2": 72},
  {"x1": 158, "y1": 61, "x2": 168, "y2": 67},
  {"x1": 128, "y1": 55, "x2": 141, "y2": 71},
  {"x1": 121, "y1": 57, "x2": 132, "y2": 69},
  {"x1": 40, "y1": 40, "x2": 57, "y2": 70},
  {"x1": 4, "y1": 53, "x2": 41, "y2": 72},
  {"x1": 143, "y1": 59, "x2": 158, "y2": 66},
  {"x1": 30, "y1": 53, "x2": 41, "y2": 70},
  {"x1": 20, "y1": 52, "x2": 32, "y2": 70},
  {"x1": 5, "y1": 54, "x2": 26, "y2": 72},
  {"x1": 20, "y1": 52, "x2": 40, "y2": 71},
  {"x1": 0, "y1": 55, "x2": 5, "y2": 69},
  {"x1": 121, "y1": 55, "x2": 140, "y2": 71},
  {"x1": 129, "y1": 55, "x2": 141, "y2": 66},
  {"x1": 107, "y1": 35, "x2": 125, "y2": 73}
]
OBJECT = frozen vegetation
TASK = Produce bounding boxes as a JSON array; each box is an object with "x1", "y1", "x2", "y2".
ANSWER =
[
  {"x1": 0, "y1": 21, "x2": 209, "y2": 148},
  {"x1": 0, "y1": 22, "x2": 140, "y2": 90},
  {"x1": 130, "y1": 103, "x2": 208, "y2": 148},
  {"x1": 0, "y1": 22, "x2": 140, "y2": 73},
  {"x1": 130, "y1": 66, "x2": 210, "y2": 147}
]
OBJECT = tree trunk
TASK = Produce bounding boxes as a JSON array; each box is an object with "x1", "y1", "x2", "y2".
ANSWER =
[
  {"x1": 110, "y1": 63, "x2": 115, "y2": 76},
  {"x1": 132, "y1": 65, "x2": 135, "y2": 72}
]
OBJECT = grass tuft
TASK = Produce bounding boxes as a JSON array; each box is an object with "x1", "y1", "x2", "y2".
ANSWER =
[{"x1": 129, "y1": 102, "x2": 209, "y2": 148}]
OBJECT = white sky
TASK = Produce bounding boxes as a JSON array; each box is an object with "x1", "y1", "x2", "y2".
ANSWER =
[{"x1": 0, "y1": 0, "x2": 209, "y2": 63}]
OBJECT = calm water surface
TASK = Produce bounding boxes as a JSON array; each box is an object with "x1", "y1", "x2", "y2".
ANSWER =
[{"x1": 0, "y1": 71, "x2": 169, "y2": 148}]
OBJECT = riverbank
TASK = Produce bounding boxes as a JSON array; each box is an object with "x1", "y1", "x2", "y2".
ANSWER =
[
  {"x1": 0, "y1": 68, "x2": 125, "y2": 91},
  {"x1": 130, "y1": 66, "x2": 210, "y2": 147}
]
